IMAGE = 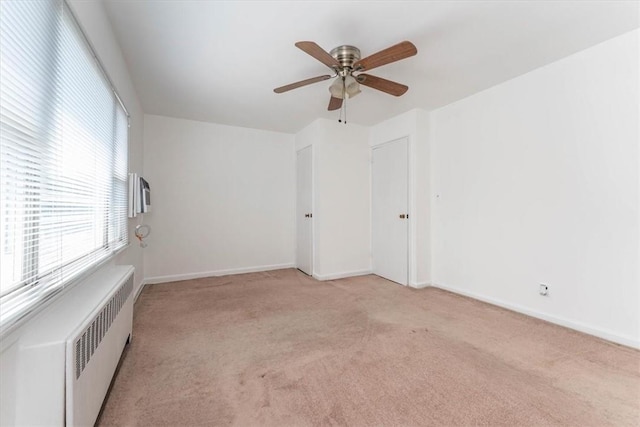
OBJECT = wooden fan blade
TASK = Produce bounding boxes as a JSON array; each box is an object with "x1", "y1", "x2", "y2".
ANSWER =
[
  {"x1": 357, "y1": 74, "x2": 408, "y2": 96},
  {"x1": 274, "y1": 75, "x2": 332, "y2": 93},
  {"x1": 328, "y1": 96, "x2": 343, "y2": 111},
  {"x1": 353, "y1": 41, "x2": 417, "y2": 72},
  {"x1": 295, "y1": 41, "x2": 340, "y2": 69}
]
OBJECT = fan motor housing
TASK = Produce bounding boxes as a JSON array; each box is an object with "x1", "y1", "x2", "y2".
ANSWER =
[{"x1": 330, "y1": 45, "x2": 361, "y2": 69}]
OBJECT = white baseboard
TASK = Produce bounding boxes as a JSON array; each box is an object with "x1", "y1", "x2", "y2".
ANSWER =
[
  {"x1": 313, "y1": 269, "x2": 372, "y2": 281},
  {"x1": 431, "y1": 282, "x2": 640, "y2": 350},
  {"x1": 410, "y1": 281, "x2": 431, "y2": 289},
  {"x1": 144, "y1": 263, "x2": 295, "y2": 285},
  {"x1": 133, "y1": 280, "x2": 146, "y2": 302}
]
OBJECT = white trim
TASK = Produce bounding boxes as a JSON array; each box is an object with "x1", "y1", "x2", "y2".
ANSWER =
[
  {"x1": 311, "y1": 143, "x2": 316, "y2": 276},
  {"x1": 432, "y1": 282, "x2": 640, "y2": 350},
  {"x1": 144, "y1": 263, "x2": 296, "y2": 285},
  {"x1": 407, "y1": 134, "x2": 416, "y2": 286},
  {"x1": 64, "y1": 0, "x2": 129, "y2": 117},
  {"x1": 133, "y1": 280, "x2": 146, "y2": 302},
  {"x1": 295, "y1": 145, "x2": 314, "y2": 276},
  {"x1": 410, "y1": 281, "x2": 430, "y2": 289},
  {"x1": 313, "y1": 269, "x2": 372, "y2": 281}
]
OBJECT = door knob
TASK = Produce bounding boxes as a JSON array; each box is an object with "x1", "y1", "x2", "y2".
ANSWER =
[
  {"x1": 304, "y1": 214, "x2": 309, "y2": 218},
  {"x1": 399, "y1": 214, "x2": 406, "y2": 219}
]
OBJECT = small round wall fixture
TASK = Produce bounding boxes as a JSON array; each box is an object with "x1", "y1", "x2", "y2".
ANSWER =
[{"x1": 135, "y1": 224, "x2": 151, "y2": 248}]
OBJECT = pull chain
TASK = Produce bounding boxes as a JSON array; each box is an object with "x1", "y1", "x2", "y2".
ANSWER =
[
  {"x1": 338, "y1": 98, "x2": 347, "y2": 124},
  {"x1": 337, "y1": 76, "x2": 347, "y2": 124},
  {"x1": 344, "y1": 95, "x2": 347, "y2": 124}
]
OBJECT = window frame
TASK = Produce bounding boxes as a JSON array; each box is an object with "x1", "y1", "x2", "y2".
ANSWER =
[{"x1": 0, "y1": 0, "x2": 131, "y2": 337}]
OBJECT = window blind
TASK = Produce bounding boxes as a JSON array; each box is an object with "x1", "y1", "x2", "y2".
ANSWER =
[{"x1": 0, "y1": 0, "x2": 129, "y2": 332}]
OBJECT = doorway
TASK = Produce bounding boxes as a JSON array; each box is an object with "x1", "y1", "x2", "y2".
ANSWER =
[
  {"x1": 296, "y1": 146, "x2": 313, "y2": 275},
  {"x1": 372, "y1": 138, "x2": 409, "y2": 285}
]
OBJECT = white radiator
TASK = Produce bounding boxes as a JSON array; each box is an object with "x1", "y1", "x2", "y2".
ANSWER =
[{"x1": 13, "y1": 265, "x2": 134, "y2": 426}]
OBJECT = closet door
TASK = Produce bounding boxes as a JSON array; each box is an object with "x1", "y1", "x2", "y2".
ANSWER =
[
  {"x1": 296, "y1": 146, "x2": 313, "y2": 275},
  {"x1": 372, "y1": 138, "x2": 408, "y2": 285}
]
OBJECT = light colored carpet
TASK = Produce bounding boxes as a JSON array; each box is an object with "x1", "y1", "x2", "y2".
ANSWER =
[{"x1": 98, "y1": 269, "x2": 640, "y2": 426}]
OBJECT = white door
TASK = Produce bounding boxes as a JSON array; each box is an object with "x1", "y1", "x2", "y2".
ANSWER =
[
  {"x1": 296, "y1": 146, "x2": 313, "y2": 275},
  {"x1": 372, "y1": 138, "x2": 408, "y2": 285}
]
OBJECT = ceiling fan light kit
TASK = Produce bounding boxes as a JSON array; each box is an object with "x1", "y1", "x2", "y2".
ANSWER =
[
  {"x1": 274, "y1": 40, "x2": 417, "y2": 123},
  {"x1": 329, "y1": 75, "x2": 361, "y2": 100}
]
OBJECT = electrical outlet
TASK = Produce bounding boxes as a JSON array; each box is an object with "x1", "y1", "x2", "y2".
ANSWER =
[{"x1": 539, "y1": 284, "x2": 549, "y2": 296}]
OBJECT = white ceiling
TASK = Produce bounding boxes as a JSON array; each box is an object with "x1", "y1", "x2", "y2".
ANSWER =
[{"x1": 103, "y1": 1, "x2": 639, "y2": 134}]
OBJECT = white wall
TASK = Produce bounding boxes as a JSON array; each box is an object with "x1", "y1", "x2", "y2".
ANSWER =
[
  {"x1": 431, "y1": 29, "x2": 639, "y2": 348},
  {"x1": 295, "y1": 118, "x2": 322, "y2": 152},
  {"x1": 315, "y1": 119, "x2": 371, "y2": 279},
  {"x1": 143, "y1": 115, "x2": 295, "y2": 282},
  {"x1": 295, "y1": 119, "x2": 371, "y2": 280},
  {"x1": 1, "y1": 1, "x2": 146, "y2": 424},
  {"x1": 370, "y1": 109, "x2": 432, "y2": 287}
]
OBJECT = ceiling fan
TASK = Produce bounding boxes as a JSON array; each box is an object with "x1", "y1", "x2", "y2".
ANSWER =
[{"x1": 274, "y1": 40, "x2": 417, "y2": 115}]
